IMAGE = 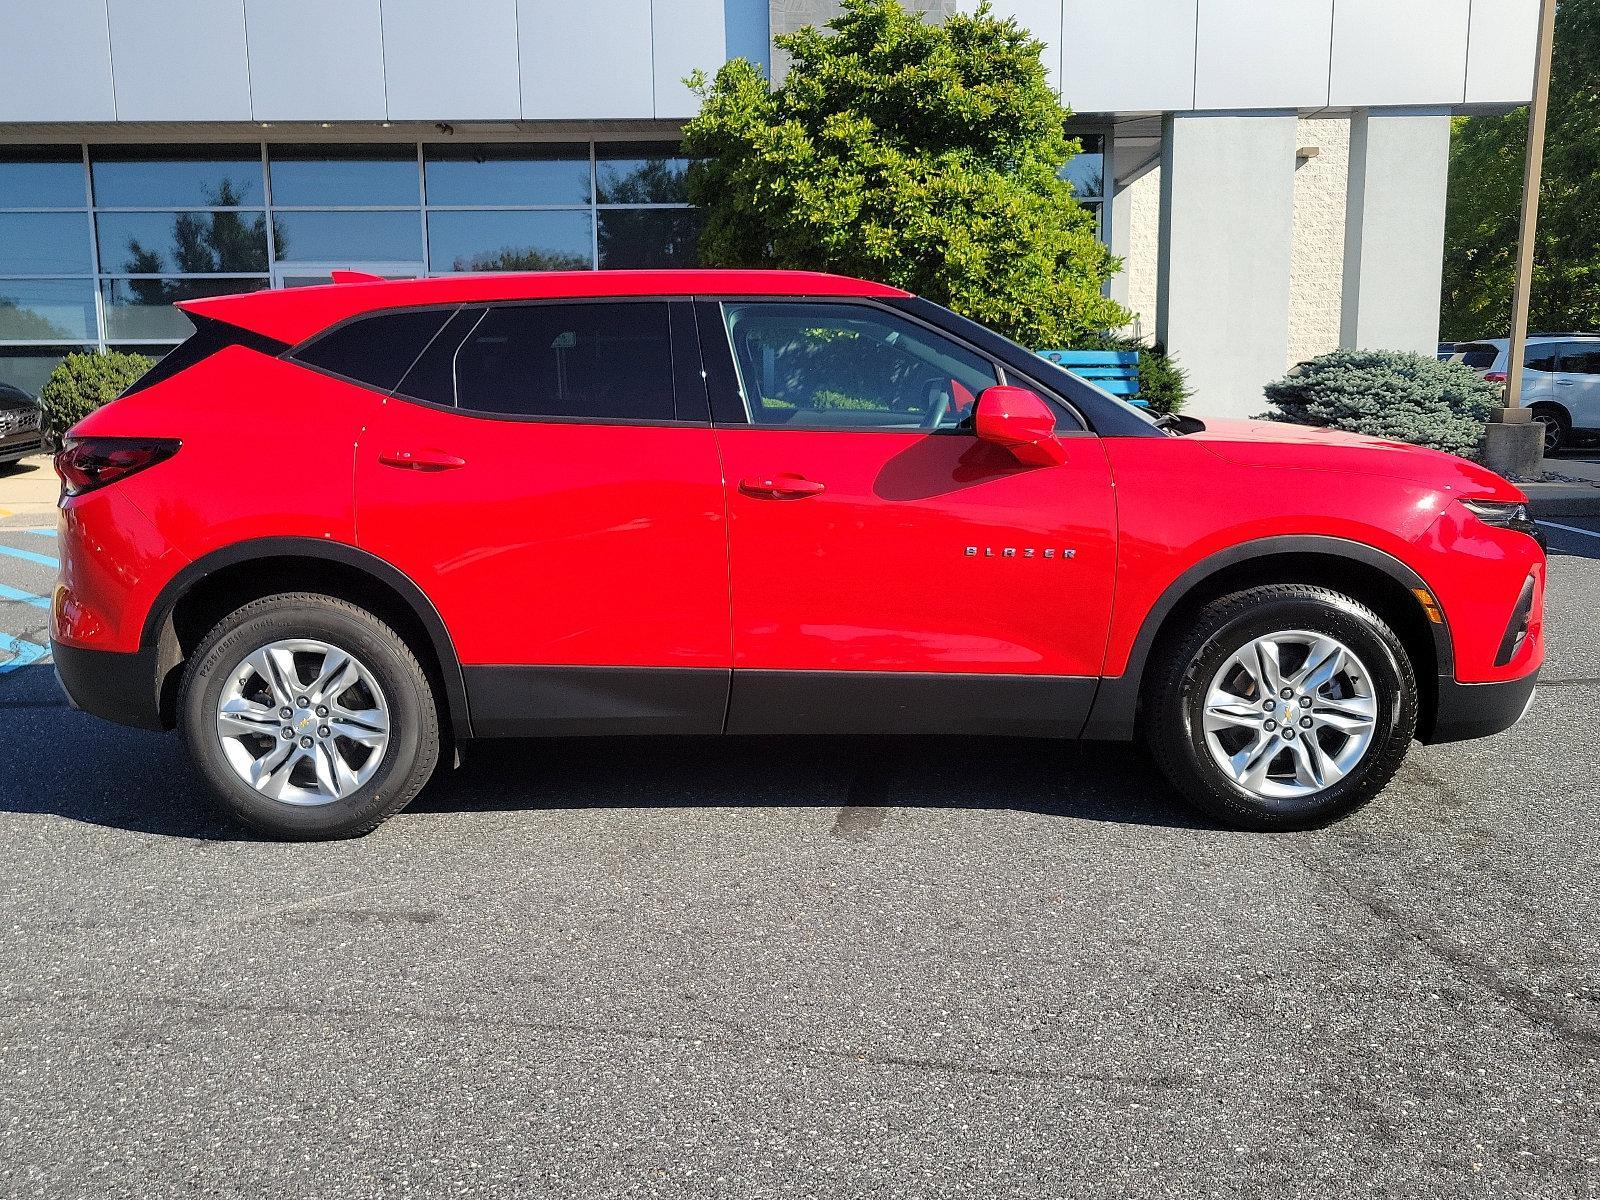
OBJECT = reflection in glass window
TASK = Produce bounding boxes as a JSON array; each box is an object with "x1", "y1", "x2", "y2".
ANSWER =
[
  {"x1": 272, "y1": 210, "x2": 422, "y2": 263},
  {"x1": 269, "y1": 145, "x2": 420, "y2": 207},
  {"x1": 101, "y1": 277, "x2": 268, "y2": 341},
  {"x1": 1060, "y1": 133, "x2": 1104, "y2": 200},
  {"x1": 96, "y1": 210, "x2": 270, "y2": 274},
  {"x1": 0, "y1": 213, "x2": 92, "y2": 274},
  {"x1": 597, "y1": 209, "x2": 701, "y2": 270},
  {"x1": 0, "y1": 147, "x2": 85, "y2": 209},
  {"x1": 0, "y1": 346, "x2": 93, "y2": 398},
  {"x1": 427, "y1": 210, "x2": 593, "y2": 272},
  {"x1": 453, "y1": 302, "x2": 675, "y2": 420},
  {"x1": 595, "y1": 143, "x2": 691, "y2": 204},
  {"x1": 721, "y1": 302, "x2": 997, "y2": 430},
  {"x1": 424, "y1": 144, "x2": 591, "y2": 207},
  {"x1": 0, "y1": 279, "x2": 96, "y2": 340},
  {"x1": 90, "y1": 145, "x2": 263, "y2": 208}
]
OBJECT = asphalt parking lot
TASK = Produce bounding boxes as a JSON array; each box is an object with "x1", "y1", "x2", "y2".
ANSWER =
[{"x1": 1, "y1": 482, "x2": 1597, "y2": 1197}]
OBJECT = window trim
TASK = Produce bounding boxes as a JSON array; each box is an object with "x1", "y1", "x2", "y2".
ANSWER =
[{"x1": 695, "y1": 296, "x2": 1092, "y2": 436}]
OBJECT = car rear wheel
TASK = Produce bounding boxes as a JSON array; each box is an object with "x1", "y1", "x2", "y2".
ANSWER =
[
  {"x1": 1143, "y1": 585, "x2": 1417, "y2": 830},
  {"x1": 178, "y1": 593, "x2": 441, "y2": 840},
  {"x1": 1530, "y1": 403, "x2": 1570, "y2": 454}
]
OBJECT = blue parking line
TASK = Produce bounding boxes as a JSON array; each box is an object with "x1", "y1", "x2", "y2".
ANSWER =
[
  {"x1": 21, "y1": 528, "x2": 57, "y2": 538},
  {"x1": 0, "y1": 543, "x2": 58, "y2": 569},
  {"x1": 0, "y1": 633, "x2": 47, "y2": 673},
  {"x1": 0, "y1": 583, "x2": 49, "y2": 610}
]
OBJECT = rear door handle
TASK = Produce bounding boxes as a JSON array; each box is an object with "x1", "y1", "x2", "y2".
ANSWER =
[
  {"x1": 739, "y1": 474, "x2": 826, "y2": 500},
  {"x1": 378, "y1": 448, "x2": 467, "y2": 471}
]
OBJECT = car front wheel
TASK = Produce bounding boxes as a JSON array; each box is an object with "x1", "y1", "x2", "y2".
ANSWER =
[
  {"x1": 178, "y1": 592, "x2": 441, "y2": 840},
  {"x1": 1144, "y1": 584, "x2": 1418, "y2": 830}
]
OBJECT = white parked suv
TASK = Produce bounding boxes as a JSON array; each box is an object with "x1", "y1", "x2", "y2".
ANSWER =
[{"x1": 1449, "y1": 335, "x2": 1600, "y2": 453}]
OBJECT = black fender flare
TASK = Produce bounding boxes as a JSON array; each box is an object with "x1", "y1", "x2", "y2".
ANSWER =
[
  {"x1": 1079, "y1": 534, "x2": 1452, "y2": 740},
  {"x1": 142, "y1": 537, "x2": 472, "y2": 738}
]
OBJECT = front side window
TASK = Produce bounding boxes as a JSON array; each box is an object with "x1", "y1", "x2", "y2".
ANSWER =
[
  {"x1": 451, "y1": 302, "x2": 675, "y2": 422},
  {"x1": 721, "y1": 302, "x2": 997, "y2": 430}
]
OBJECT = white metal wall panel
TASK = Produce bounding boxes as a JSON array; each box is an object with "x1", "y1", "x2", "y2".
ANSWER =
[
  {"x1": 652, "y1": 0, "x2": 726, "y2": 117},
  {"x1": 1194, "y1": 0, "x2": 1333, "y2": 110},
  {"x1": 976, "y1": 1, "x2": 1062, "y2": 94},
  {"x1": 0, "y1": 0, "x2": 116, "y2": 121},
  {"x1": 244, "y1": 0, "x2": 388, "y2": 121},
  {"x1": 518, "y1": 0, "x2": 653, "y2": 119},
  {"x1": 1465, "y1": 0, "x2": 1539, "y2": 104},
  {"x1": 1061, "y1": 0, "x2": 1195, "y2": 114},
  {"x1": 107, "y1": 0, "x2": 251, "y2": 121},
  {"x1": 382, "y1": 0, "x2": 521, "y2": 119},
  {"x1": 1329, "y1": 0, "x2": 1469, "y2": 107}
]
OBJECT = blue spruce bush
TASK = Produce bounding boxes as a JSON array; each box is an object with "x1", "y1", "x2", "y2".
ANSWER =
[{"x1": 1259, "y1": 349, "x2": 1499, "y2": 459}]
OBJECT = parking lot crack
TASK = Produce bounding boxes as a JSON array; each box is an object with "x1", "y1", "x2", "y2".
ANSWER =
[
  {"x1": 1291, "y1": 846, "x2": 1600, "y2": 1058},
  {"x1": 0, "y1": 987, "x2": 1190, "y2": 1091}
]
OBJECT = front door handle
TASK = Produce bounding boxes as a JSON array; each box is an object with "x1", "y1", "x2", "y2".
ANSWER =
[
  {"x1": 378, "y1": 448, "x2": 467, "y2": 471},
  {"x1": 739, "y1": 474, "x2": 826, "y2": 500}
]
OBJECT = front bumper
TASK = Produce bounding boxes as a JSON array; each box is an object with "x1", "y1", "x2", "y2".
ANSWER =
[
  {"x1": 0, "y1": 434, "x2": 43, "y2": 464},
  {"x1": 52, "y1": 640, "x2": 165, "y2": 731},
  {"x1": 1420, "y1": 670, "x2": 1539, "y2": 744}
]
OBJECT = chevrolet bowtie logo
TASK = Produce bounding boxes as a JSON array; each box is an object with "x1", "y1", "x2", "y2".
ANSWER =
[{"x1": 965, "y1": 547, "x2": 1076, "y2": 559}]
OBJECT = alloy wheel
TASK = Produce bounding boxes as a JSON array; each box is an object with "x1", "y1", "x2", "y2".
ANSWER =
[
  {"x1": 1199, "y1": 629, "x2": 1379, "y2": 801},
  {"x1": 214, "y1": 638, "x2": 391, "y2": 806}
]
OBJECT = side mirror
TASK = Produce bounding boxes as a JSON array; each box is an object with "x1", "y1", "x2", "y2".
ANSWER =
[{"x1": 973, "y1": 385, "x2": 1066, "y2": 466}]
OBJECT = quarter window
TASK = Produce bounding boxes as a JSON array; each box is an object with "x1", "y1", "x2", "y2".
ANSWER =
[
  {"x1": 296, "y1": 308, "x2": 456, "y2": 392},
  {"x1": 721, "y1": 302, "x2": 997, "y2": 430},
  {"x1": 451, "y1": 302, "x2": 676, "y2": 421}
]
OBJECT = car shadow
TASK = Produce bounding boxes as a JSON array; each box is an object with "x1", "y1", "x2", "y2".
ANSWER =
[
  {"x1": 0, "y1": 662, "x2": 1206, "y2": 839},
  {"x1": 413, "y1": 735, "x2": 1208, "y2": 831}
]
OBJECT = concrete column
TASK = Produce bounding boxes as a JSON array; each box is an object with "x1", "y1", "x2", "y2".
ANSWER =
[
  {"x1": 1340, "y1": 107, "x2": 1453, "y2": 353},
  {"x1": 1107, "y1": 174, "x2": 1134, "y2": 313},
  {"x1": 1156, "y1": 111, "x2": 1298, "y2": 418}
]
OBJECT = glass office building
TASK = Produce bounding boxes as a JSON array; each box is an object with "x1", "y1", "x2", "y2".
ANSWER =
[{"x1": 0, "y1": 141, "x2": 700, "y2": 395}]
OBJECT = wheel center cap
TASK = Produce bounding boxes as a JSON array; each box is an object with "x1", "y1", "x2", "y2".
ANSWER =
[{"x1": 295, "y1": 711, "x2": 318, "y2": 734}]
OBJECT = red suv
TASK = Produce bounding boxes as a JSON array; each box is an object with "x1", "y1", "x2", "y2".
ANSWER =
[{"x1": 50, "y1": 270, "x2": 1544, "y2": 839}]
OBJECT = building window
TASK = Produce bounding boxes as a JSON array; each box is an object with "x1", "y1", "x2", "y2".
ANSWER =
[
  {"x1": 1060, "y1": 130, "x2": 1106, "y2": 238},
  {"x1": 0, "y1": 140, "x2": 701, "y2": 396}
]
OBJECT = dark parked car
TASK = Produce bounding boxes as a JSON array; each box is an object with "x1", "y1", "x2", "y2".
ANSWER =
[{"x1": 0, "y1": 383, "x2": 43, "y2": 466}]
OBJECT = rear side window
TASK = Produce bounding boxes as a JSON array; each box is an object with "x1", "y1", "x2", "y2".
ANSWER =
[
  {"x1": 295, "y1": 308, "x2": 456, "y2": 393},
  {"x1": 394, "y1": 306, "x2": 485, "y2": 406},
  {"x1": 1561, "y1": 347, "x2": 1600, "y2": 374},
  {"x1": 452, "y1": 302, "x2": 675, "y2": 421}
]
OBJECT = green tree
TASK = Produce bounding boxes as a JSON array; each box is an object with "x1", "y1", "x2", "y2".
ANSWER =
[
  {"x1": 1441, "y1": 0, "x2": 1600, "y2": 339},
  {"x1": 37, "y1": 351, "x2": 154, "y2": 444},
  {"x1": 682, "y1": 0, "x2": 1127, "y2": 347}
]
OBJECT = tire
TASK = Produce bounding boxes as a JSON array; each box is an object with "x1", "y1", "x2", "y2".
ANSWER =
[
  {"x1": 1142, "y1": 584, "x2": 1418, "y2": 831},
  {"x1": 1530, "y1": 403, "x2": 1570, "y2": 454},
  {"x1": 178, "y1": 592, "x2": 441, "y2": 840}
]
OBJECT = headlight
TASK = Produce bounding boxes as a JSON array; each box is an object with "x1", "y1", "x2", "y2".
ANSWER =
[
  {"x1": 1459, "y1": 497, "x2": 1542, "y2": 545},
  {"x1": 1460, "y1": 498, "x2": 1528, "y2": 525}
]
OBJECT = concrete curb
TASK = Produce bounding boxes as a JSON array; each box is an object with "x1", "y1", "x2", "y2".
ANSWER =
[{"x1": 1525, "y1": 486, "x2": 1600, "y2": 518}]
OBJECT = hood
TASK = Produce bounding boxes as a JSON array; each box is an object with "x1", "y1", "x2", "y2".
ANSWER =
[{"x1": 1188, "y1": 419, "x2": 1525, "y2": 501}]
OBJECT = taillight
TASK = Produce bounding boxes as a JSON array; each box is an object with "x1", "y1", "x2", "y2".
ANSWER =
[
  {"x1": 54, "y1": 437, "x2": 180, "y2": 496},
  {"x1": 1484, "y1": 371, "x2": 1508, "y2": 383}
]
